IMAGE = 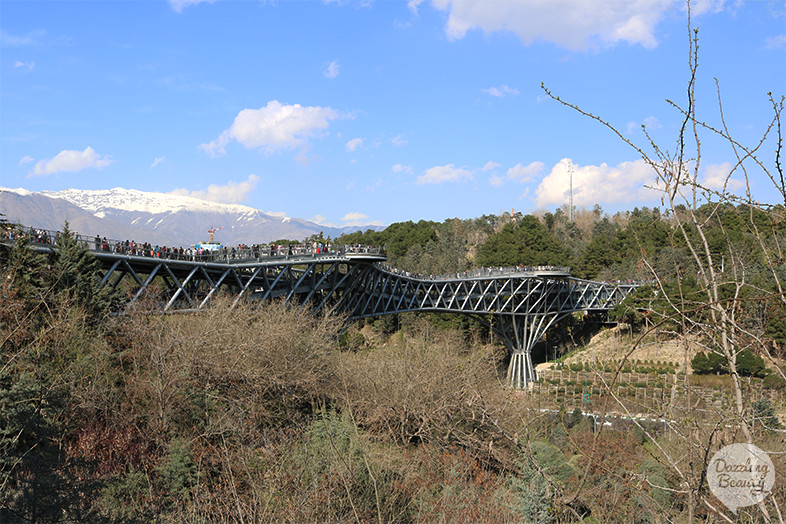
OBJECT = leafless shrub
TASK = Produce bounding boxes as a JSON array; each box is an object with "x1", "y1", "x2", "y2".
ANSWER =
[{"x1": 334, "y1": 316, "x2": 529, "y2": 467}]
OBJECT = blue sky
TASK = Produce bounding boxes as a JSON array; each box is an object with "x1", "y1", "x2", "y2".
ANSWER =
[{"x1": 2, "y1": 0, "x2": 784, "y2": 228}]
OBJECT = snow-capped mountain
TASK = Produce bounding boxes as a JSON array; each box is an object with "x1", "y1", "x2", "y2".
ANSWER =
[
  {"x1": 40, "y1": 187, "x2": 259, "y2": 215},
  {"x1": 0, "y1": 187, "x2": 384, "y2": 246}
]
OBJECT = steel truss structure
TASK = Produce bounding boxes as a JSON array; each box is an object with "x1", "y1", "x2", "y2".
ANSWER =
[
  {"x1": 87, "y1": 250, "x2": 637, "y2": 388},
  {"x1": 339, "y1": 265, "x2": 637, "y2": 387}
]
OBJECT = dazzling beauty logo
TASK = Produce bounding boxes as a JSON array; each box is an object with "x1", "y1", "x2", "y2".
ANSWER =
[{"x1": 707, "y1": 443, "x2": 775, "y2": 514}]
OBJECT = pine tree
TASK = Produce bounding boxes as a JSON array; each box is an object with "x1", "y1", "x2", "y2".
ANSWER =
[{"x1": 52, "y1": 222, "x2": 121, "y2": 322}]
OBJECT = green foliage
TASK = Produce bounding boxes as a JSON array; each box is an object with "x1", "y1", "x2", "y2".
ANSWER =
[
  {"x1": 691, "y1": 351, "x2": 727, "y2": 375},
  {"x1": 765, "y1": 303, "x2": 786, "y2": 347},
  {"x1": 506, "y1": 454, "x2": 555, "y2": 524},
  {"x1": 762, "y1": 372, "x2": 786, "y2": 390},
  {"x1": 529, "y1": 441, "x2": 574, "y2": 484},
  {"x1": 282, "y1": 407, "x2": 406, "y2": 522},
  {"x1": 577, "y1": 233, "x2": 623, "y2": 280},
  {"x1": 692, "y1": 349, "x2": 766, "y2": 377},
  {"x1": 747, "y1": 399, "x2": 782, "y2": 433},
  {"x1": 156, "y1": 438, "x2": 199, "y2": 506},
  {"x1": 339, "y1": 329, "x2": 366, "y2": 351},
  {"x1": 477, "y1": 215, "x2": 567, "y2": 267},
  {"x1": 506, "y1": 435, "x2": 580, "y2": 522},
  {"x1": 52, "y1": 222, "x2": 122, "y2": 321},
  {"x1": 100, "y1": 469, "x2": 152, "y2": 522},
  {"x1": 638, "y1": 460, "x2": 672, "y2": 509},
  {"x1": 608, "y1": 286, "x2": 652, "y2": 327},
  {"x1": 0, "y1": 370, "x2": 99, "y2": 522},
  {"x1": 371, "y1": 313, "x2": 398, "y2": 335},
  {"x1": 736, "y1": 349, "x2": 767, "y2": 378},
  {"x1": 0, "y1": 222, "x2": 126, "y2": 521},
  {"x1": 3, "y1": 229, "x2": 49, "y2": 306}
]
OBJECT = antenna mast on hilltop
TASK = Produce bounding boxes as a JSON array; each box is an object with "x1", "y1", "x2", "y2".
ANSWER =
[{"x1": 568, "y1": 161, "x2": 574, "y2": 222}]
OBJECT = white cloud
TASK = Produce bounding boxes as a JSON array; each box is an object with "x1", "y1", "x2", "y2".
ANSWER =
[
  {"x1": 346, "y1": 137, "x2": 364, "y2": 152},
  {"x1": 169, "y1": 0, "x2": 215, "y2": 13},
  {"x1": 201, "y1": 101, "x2": 342, "y2": 157},
  {"x1": 643, "y1": 116, "x2": 661, "y2": 129},
  {"x1": 534, "y1": 158, "x2": 659, "y2": 207},
  {"x1": 264, "y1": 210, "x2": 289, "y2": 219},
  {"x1": 507, "y1": 161, "x2": 543, "y2": 182},
  {"x1": 701, "y1": 162, "x2": 745, "y2": 193},
  {"x1": 170, "y1": 174, "x2": 260, "y2": 204},
  {"x1": 429, "y1": 0, "x2": 677, "y2": 50},
  {"x1": 482, "y1": 85, "x2": 518, "y2": 98},
  {"x1": 0, "y1": 30, "x2": 45, "y2": 47},
  {"x1": 13, "y1": 60, "x2": 34, "y2": 71},
  {"x1": 481, "y1": 161, "x2": 501, "y2": 171},
  {"x1": 391, "y1": 134, "x2": 408, "y2": 146},
  {"x1": 490, "y1": 174, "x2": 504, "y2": 187},
  {"x1": 18, "y1": 155, "x2": 34, "y2": 166},
  {"x1": 28, "y1": 147, "x2": 112, "y2": 178},
  {"x1": 765, "y1": 34, "x2": 786, "y2": 50},
  {"x1": 151, "y1": 156, "x2": 166, "y2": 168},
  {"x1": 309, "y1": 214, "x2": 338, "y2": 227},
  {"x1": 392, "y1": 163, "x2": 412, "y2": 174},
  {"x1": 324, "y1": 60, "x2": 340, "y2": 79},
  {"x1": 416, "y1": 164, "x2": 473, "y2": 185},
  {"x1": 342, "y1": 211, "x2": 384, "y2": 227},
  {"x1": 690, "y1": 0, "x2": 727, "y2": 16},
  {"x1": 408, "y1": 0, "x2": 425, "y2": 15},
  {"x1": 627, "y1": 116, "x2": 661, "y2": 134},
  {"x1": 343, "y1": 211, "x2": 368, "y2": 222}
]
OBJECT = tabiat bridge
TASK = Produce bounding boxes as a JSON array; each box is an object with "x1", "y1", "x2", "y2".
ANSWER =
[{"x1": 5, "y1": 227, "x2": 640, "y2": 388}]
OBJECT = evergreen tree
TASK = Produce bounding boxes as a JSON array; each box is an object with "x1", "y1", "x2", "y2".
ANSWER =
[
  {"x1": 736, "y1": 349, "x2": 767, "y2": 378},
  {"x1": 0, "y1": 223, "x2": 113, "y2": 521},
  {"x1": 51, "y1": 222, "x2": 121, "y2": 322},
  {"x1": 477, "y1": 215, "x2": 568, "y2": 267},
  {"x1": 691, "y1": 351, "x2": 727, "y2": 375}
]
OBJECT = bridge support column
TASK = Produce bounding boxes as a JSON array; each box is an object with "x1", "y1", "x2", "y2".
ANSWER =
[
  {"x1": 507, "y1": 348, "x2": 536, "y2": 389},
  {"x1": 494, "y1": 313, "x2": 561, "y2": 389}
]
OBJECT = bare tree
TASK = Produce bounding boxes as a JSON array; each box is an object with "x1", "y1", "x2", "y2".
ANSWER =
[{"x1": 543, "y1": 3, "x2": 784, "y2": 521}]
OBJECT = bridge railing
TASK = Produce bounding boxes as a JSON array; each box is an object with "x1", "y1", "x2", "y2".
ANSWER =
[
  {"x1": 376, "y1": 262, "x2": 571, "y2": 281},
  {"x1": 1, "y1": 225, "x2": 385, "y2": 264}
]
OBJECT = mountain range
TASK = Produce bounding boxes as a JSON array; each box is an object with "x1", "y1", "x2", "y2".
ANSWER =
[{"x1": 0, "y1": 187, "x2": 384, "y2": 247}]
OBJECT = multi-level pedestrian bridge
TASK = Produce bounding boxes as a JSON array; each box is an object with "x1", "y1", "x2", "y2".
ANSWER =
[{"x1": 5, "y1": 227, "x2": 640, "y2": 387}]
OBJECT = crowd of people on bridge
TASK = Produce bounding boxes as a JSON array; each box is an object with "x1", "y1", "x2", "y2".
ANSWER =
[
  {"x1": 2, "y1": 225, "x2": 659, "y2": 288},
  {"x1": 3, "y1": 225, "x2": 382, "y2": 263}
]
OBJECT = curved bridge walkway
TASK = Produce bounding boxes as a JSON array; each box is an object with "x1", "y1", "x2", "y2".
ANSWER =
[{"x1": 6, "y1": 228, "x2": 639, "y2": 388}]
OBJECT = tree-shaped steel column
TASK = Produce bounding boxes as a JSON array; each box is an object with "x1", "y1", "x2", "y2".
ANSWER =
[{"x1": 492, "y1": 313, "x2": 566, "y2": 389}]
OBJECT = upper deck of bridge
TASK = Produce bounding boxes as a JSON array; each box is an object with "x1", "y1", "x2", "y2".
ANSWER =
[
  {"x1": 4, "y1": 226, "x2": 387, "y2": 264},
  {"x1": 4, "y1": 225, "x2": 575, "y2": 279}
]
